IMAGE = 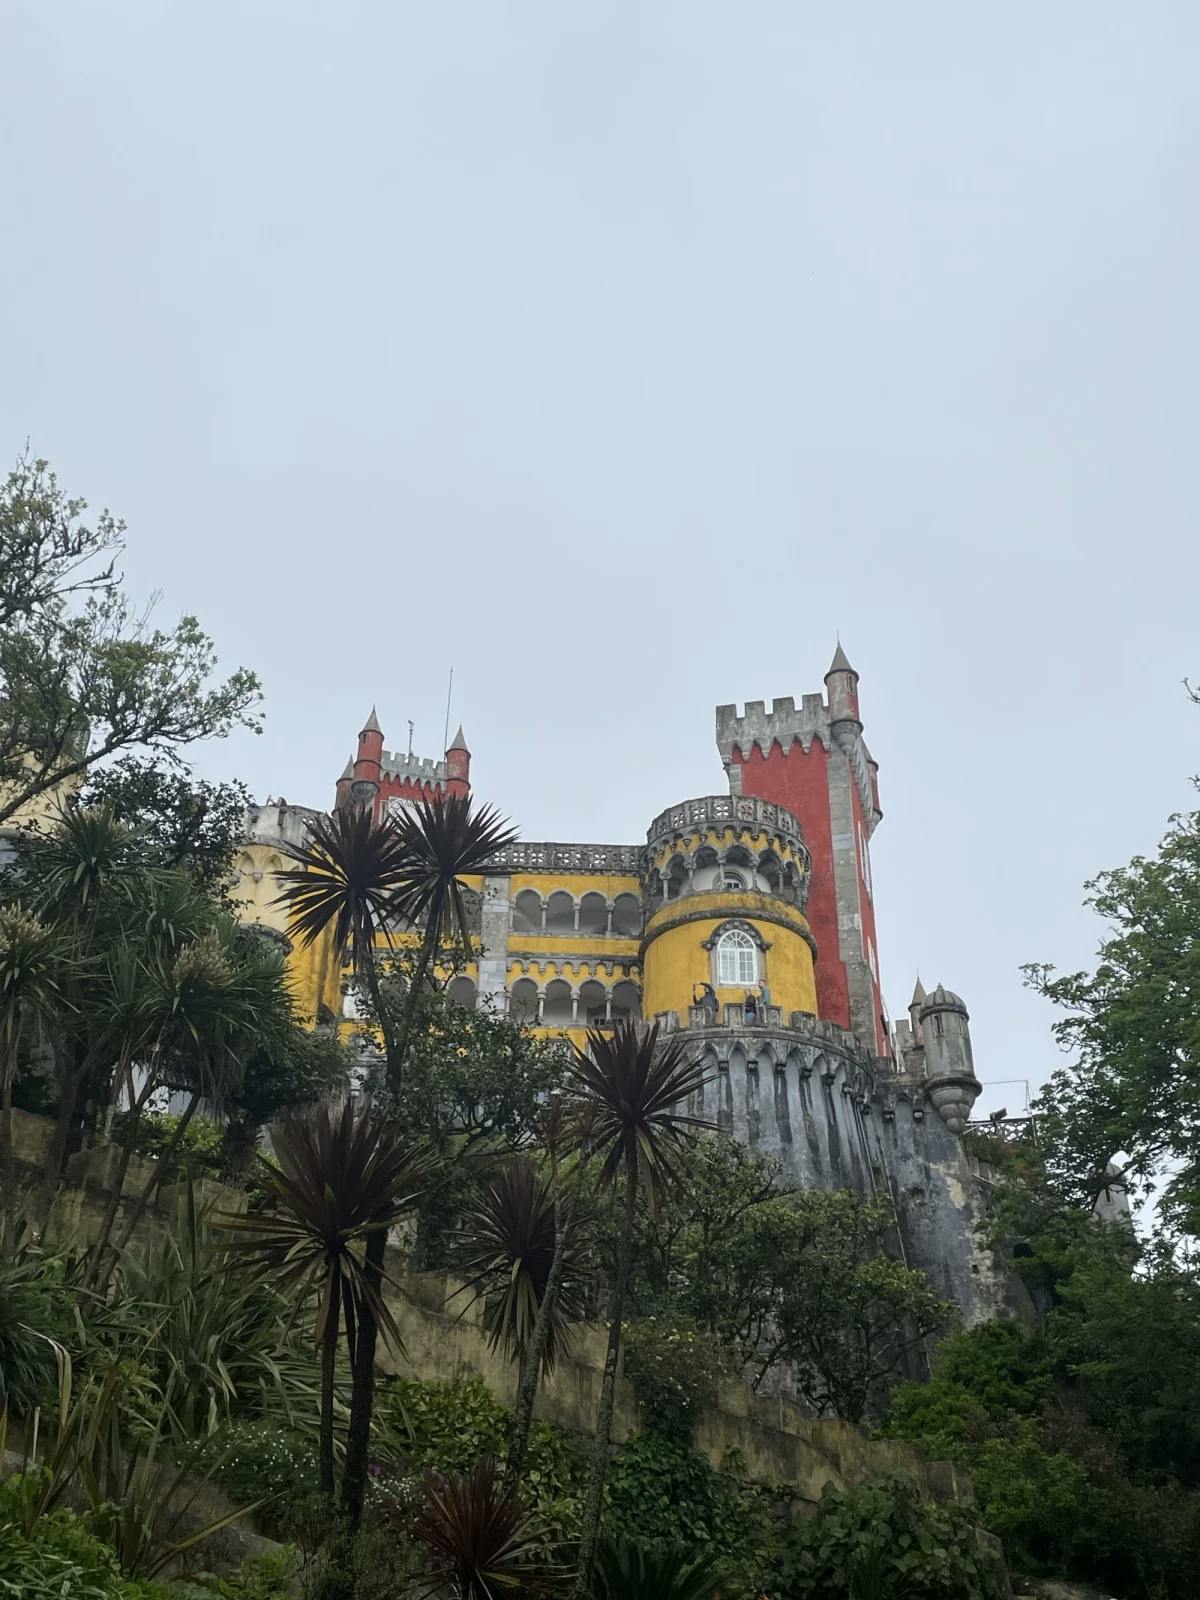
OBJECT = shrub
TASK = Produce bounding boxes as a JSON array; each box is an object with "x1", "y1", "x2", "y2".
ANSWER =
[
  {"x1": 622, "y1": 1317, "x2": 728, "y2": 1440},
  {"x1": 772, "y1": 1476, "x2": 1006, "y2": 1600},
  {"x1": 0, "y1": 1269, "x2": 59, "y2": 1418},
  {"x1": 188, "y1": 1418, "x2": 318, "y2": 1507},
  {"x1": 0, "y1": 1499, "x2": 177, "y2": 1600},
  {"x1": 114, "y1": 1109, "x2": 226, "y2": 1182}
]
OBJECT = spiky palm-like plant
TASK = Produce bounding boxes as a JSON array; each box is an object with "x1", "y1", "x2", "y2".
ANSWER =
[
  {"x1": 386, "y1": 794, "x2": 518, "y2": 1067},
  {"x1": 411, "y1": 1457, "x2": 566, "y2": 1599},
  {"x1": 221, "y1": 1100, "x2": 431, "y2": 1497},
  {"x1": 566, "y1": 1022, "x2": 714, "y2": 1596},
  {"x1": 0, "y1": 908, "x2": 70, "y2": 1254},
  {"x1": 275, "y1": 792, "x2": 516, "y2": 1528},
  {"x1": 453, "y1": 1157, "x2": 588, "y2": 1379},
  {"x1": 591, "y1": 1536, "x2": 726, "y2": 1600}
]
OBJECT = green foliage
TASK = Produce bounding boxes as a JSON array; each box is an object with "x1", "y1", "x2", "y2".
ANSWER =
[
  {"x1": 83, "y1": 759, "x2": 252, "y2": 904},
  {"x1": 621, "y1": 1318, "x2": 728, "y2": 1440},
  {"x1": 611, "y1": 1135, "x2": 954, "y2": 1418},
  {"x1": 591, "y1": 1536, "x2": 728, "y2": 1600},
  {"x1": 377, "y1": 1376, "x2": 509, "y2": 1476},
  {"x1": 883, "y1": 1252, "x2": 1200, "y2": 1599},
  {"x1": 187, "y1": 1420, "x2": 318, "y2": 1506},
  {"x1": 1024, "y1": 806, "x2": 1200, "y2": 1233},
  {"x1": 0, "y1": 1505, "x2": 133, "y2": 1600},
  {"x1": 114, "y1": 1110, "x2": 225, "y2": 1182},
  {"x1": 0, "y1": 1256, "x2": 61, "y2": 1417},
  {"x1": 0, "y1": 454, "x2": 262, "y2": 828},
  {"x1": 772, "y1": 1476, "x2": 1006, "y2": 1600}
]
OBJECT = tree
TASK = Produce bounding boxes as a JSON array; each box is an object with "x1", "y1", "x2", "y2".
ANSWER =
[
  {"x1": 601, "y1": 1135, "x2": 953, "y2": 1414},
  {"x1": 1023, "y1": 807, "x2": 1200, "y2": 1233},
  {"x1": 83, "y1": 757, "x2": 251, "y2": 902},
  {"x1": 221, "y1": 1101, "x2": 430, "y2": 1499},
  {"x1": 0, "y1": 450, "x2": 120, "y2": 630},
  {"x1": 563, "y1": 1021, "x2": 713, "y2": 1597},
  {"x1": 274, "y1": 791, "x2": 517, "y2": 1529},
  {"x1": 452, "y1": 1156, "x2": 589, "y2": 1380},
  {"x1": 0, "y1": 455, "x2": 261, "y2": 825}
]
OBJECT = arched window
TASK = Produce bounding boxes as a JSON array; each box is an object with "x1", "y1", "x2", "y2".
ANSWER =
[
  {"x1": 716, "y1": 927, "x2": 757, "y2": 987},
  {"x1": 722, "y1": 871, "x2": 745, "y2": 892}
]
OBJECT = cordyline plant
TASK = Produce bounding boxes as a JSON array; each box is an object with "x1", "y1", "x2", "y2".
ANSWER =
[
  {"x1": 410, "y1": 1457, "x2": 568, "y2": 1599},
  {"x1": 564, "y1": 1021, "x2": 715, "y2": 1597},
  {"x1": 220, "y1": 1100, "x2": 432, "y2": 1501},
  {"x1": 274, "y1": 789, "x2": 516, "y2": 1527},
  {"x1": 452, "y1": 1156, "x2": 589, "y2": 1381}
]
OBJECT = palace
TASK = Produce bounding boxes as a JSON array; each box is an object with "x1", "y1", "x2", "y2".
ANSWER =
[{"x1": 234, "y1": 646, "x2": 1010, "y2": 1324}]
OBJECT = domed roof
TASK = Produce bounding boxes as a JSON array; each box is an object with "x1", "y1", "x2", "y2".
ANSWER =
[{"x1": 919, "y1": 983, "x2": 968, "y2": 1017}]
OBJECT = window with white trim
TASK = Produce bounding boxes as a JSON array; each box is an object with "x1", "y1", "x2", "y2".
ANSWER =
[{"x1": 716, "y1": 927, "x2": 758, "y2": 986}]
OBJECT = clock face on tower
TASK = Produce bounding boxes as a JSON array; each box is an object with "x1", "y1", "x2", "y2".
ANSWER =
[{"x1": 386, "y1": 796, "x2": 421, "y2": 823}]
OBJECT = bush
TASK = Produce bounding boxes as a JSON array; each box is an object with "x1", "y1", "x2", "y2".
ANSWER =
[
  {"x1": 188, "y1": 1418, "x2": 318, "y2": 1508},
  {"x1": 0, "y1": 1267, "x2": 60, "y2": 1418},
  {"x1": 375, "y1": 1377, "x2": 508, "y2": 1475},
  {"x1": 622, "y1": 1318, "x2": 728, "y2": 1439},
  {"x1": 114, "y1": 1110, "x2": 225, "y2": 1183},
  {"x1": 0, "y1": 1498, "x2": 176, "y2": 1600},
  {"x1": 772, "y1": 1476, "x2": 1006, "y2": 1600}
]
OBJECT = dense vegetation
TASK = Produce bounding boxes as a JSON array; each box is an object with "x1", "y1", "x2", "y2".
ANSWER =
[{"x1": 3, "y1": 458, "x2": 1199, "y2": 1598}]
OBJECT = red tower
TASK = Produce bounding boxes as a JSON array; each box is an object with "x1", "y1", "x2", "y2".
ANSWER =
[
  {"x1": 715, "y1": 645, "x2": 887, "y2": 1056},
  {"x1": 335, "y1": 709, "x2": 471, "y2": 819}
]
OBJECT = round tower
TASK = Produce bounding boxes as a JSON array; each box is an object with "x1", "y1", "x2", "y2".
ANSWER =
[
  {"x1": 639, "y1": 795, "x2": 816, "y2": 1024},
  {"x1": 350, "y1": 707, "x2": 383, "y2": 810},
  {"x1": 824, "y1": 642, "x2": 861, "y2": 754},
  {"x1": 445, "y1": 725, "x2": 471, "y2": 799},
  {"x1": 334, "y1": 756, "x2": 354, "y2": 810},
  {"x1": 919, "y1": 984, "x2": 981, "y2": 1134}
]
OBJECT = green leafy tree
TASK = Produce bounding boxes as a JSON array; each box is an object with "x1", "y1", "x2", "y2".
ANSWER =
[
  {"x1": 602, "y1": 1135, "x2": 953, "y2": 1418},
  {"x1": 0, "y1": 455, "x2": 261, "y2": 826},
  {"x1": 83, "y1": 756, "x2": 251, "y2": 902},
  {"x1": 1024, "y1": 807, "x2": 1200, "y2": 1233}
]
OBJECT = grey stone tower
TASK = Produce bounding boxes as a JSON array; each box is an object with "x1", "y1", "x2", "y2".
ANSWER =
[{"x1": 919, "y1": 985, "x2": 982, "y2": 1135}]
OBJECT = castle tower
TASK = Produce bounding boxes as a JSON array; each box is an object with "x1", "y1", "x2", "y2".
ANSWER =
[
  {"x1": 714, "y1": 646, "x2": 886, "y2": 1054},
  {"x1": 334, "y1": 757, "x2": 354, "y2": 811},
  {"x1": 639, "y1": 794, "x2": 816, "y2": 1025},
  {"x1": 919, "y1": 984, "x2": 981, "y2": 1134},
  {"x1": 350, "y1": 708, "x2": 384, "y2": 810},
  {"x1": 446, "y1": 726, "x2": 471, "y2": 799}
]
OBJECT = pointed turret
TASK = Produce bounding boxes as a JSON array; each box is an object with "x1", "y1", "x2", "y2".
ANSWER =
[
  {"x1": 908, "y1": 975, "x2": 927, "y2": 1044},
  {"x1": 824, "y1": 640, "x2": 861, "y2": 744},
  {"x1": 352, "y1": 707, "x2": 384, "y2": 812},
  {"x1": 334, "y1": 756, "x2": 354, "y2": 810},
  {"x1": 446, "y1": 723, "x2": 471, "y2": 798}
]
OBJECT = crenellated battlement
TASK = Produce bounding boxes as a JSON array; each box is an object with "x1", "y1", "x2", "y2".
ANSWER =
[
  {"x1": 715, "y1": 694, "x2": 831, "y2": 764},
  {"x1": 380, "y1": 750, "x2": 449, "y2": 783}
]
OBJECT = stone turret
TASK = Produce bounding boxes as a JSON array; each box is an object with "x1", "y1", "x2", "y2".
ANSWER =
[
  {"x1": 824, "y1": 642, "x2": 862, "y2": 755},
  {"x1": 919, "y1": 984, "x2": 981, "y2": 1135},
  {"x1": 334, "y1": 757, "x2": 354, "y2": 810},
  {"x1": 908, "y1": 975, "x2": 927, "y2": 1045}
]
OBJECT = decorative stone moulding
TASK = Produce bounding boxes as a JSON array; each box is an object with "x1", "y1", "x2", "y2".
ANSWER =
[{"x1": 926, "y1": 1076, "x2": 982, "y2": 1136}]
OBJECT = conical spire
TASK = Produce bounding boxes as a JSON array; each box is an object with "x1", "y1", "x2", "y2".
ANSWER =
[
  {"x1": 826, "y1": 640, "x2": 856, "y2": 679},
  {"x1": 360, "y1": 705, "x2": 382, "y2": 735},
  {"x1": 910, "y1": 974, "x2": 926, "y2": 1006},
  {"x1": 448, "y1": 724, "x2": 469, "y2": 753},
  {"x1": 339, "y1": 757, "x2": 354, "y2": 781}
]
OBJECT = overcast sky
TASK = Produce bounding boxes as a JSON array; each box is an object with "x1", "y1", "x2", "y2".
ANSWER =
[{"x1": 3, "y1": 4, "x2": 1197, "y2": 1114}]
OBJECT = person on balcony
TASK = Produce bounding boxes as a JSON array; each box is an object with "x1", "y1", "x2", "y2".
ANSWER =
[{"x1": 693, "y1": 982, "x2": 719, "y2": 1025}]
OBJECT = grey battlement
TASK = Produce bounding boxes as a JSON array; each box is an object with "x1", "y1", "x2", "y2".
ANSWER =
[
  {"x1": 381, "y1": 750, "x2": 448, "y2": 783},
  {"x1": 715, "y1": 694, "x2": 832, "y2": 763},
  {"x1": 645, "y1": 793, "x2": 806, "y2": 852},
  {"x1": 244, "y1": 800, "x2": 324, "y2": 850}
]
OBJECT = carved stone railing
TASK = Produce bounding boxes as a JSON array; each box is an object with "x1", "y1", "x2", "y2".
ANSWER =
[
  {"x1": 483, "y1": 841, "x2": 643, "y2": 876},
  {"x1": 645, "y1": 794, "x2": 806, "y2": 853}
]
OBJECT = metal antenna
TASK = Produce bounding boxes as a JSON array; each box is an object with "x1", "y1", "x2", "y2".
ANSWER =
[
  {"x1": 442, "y1": 664, "x2": 454, "y2": 753},
  {"x1": 407, "y1": 720, "x2": 414, "y2": 760}
]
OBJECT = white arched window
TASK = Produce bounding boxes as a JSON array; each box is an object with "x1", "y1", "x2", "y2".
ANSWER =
[{"x1": 716, "y1": 927, "x2": 757, "y2": 987}]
